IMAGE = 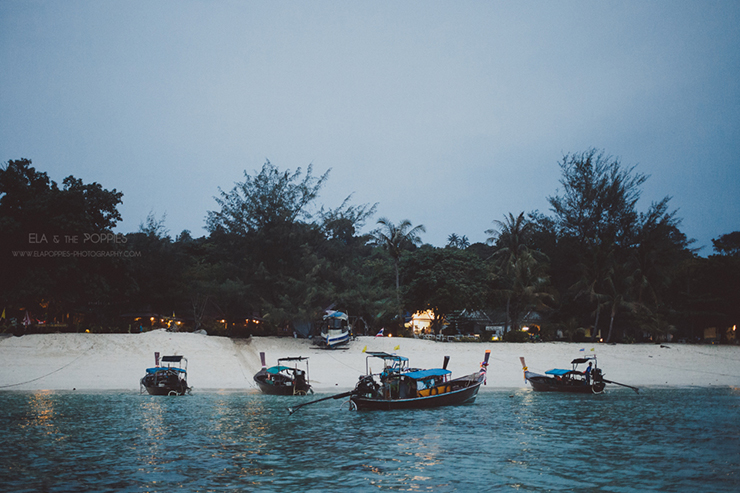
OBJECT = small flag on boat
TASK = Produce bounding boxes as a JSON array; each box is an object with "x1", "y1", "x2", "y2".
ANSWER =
[
  {"x1": 580, "y1": 348, "x2": 585, "y2": 351},
  {"x1": 362, "y1": 345, "x2": 367, "y2": 353},
  {"x1": 590, "y1": 348, "x2": 595, "y2": 352},
  {"x1": 0, "y1": 308, "x2": 5, "y2": 320},
  {"x1": 394, "y1": 345, "x2": 400, "y2": 351},
  {"x1": 375, "y1": 328, "x2": 384, "y2": 337}
]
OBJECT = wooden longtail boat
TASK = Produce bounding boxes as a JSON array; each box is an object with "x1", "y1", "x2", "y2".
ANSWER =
[
  {"x1": 288, "y1": 350, "x2": 490, "y2": 414},
  {"x1": 521, "y1": 356, "x2": 638, "y2": 394},
  {"x1": 140, "y1": 353, "x2": 191, "y2": 396},
  {"x1": 254, "y1": 352, "x2": 312, "y2": 395}
]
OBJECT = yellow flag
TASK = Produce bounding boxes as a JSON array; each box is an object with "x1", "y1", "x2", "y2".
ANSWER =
[
  {"x1": 394, "y1": 344, "x2": 400, "y2": 350},
  {"x1": 362, "y1": 345, "x2": 367, "y2": 353},
  {"x1": 0, "y1": 308, "x2": 5, "y2": 319},
  {"x1": 590, "y1": 348, "x2": 595, "y2": 351}
]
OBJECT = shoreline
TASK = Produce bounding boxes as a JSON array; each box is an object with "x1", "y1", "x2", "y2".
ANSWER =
[{"x1": 1, "y1": 331, "x2": 738, "y2": 391}]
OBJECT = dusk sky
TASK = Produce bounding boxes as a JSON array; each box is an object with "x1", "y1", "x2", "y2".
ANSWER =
[{"x1": 2, "y1": 1, "x2": 738, "y2": 254}]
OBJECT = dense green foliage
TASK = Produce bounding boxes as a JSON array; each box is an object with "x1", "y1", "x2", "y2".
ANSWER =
[{"x1": 1, "y1": 154, "x2": 737, "y2": 343}]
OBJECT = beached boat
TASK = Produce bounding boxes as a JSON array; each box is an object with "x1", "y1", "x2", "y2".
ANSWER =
[
  {"x1": 520, "y1": 356, "x2": 637, "y2": 394},
  {"x1": 140, "y1": 353, "x2": 191, "y2": 396},
  {"x1": 253, "y1": 352, "x2": 312, "y2": 395},
  {"x1": 288, "y1": 350, "x2": 490, "y2": 414},
  {"x1": 316, "y1": 310, "x2": 352, "y2": 349}
]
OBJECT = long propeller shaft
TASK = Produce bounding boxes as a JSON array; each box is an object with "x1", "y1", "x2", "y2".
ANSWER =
[
  {"x1": 603, "y1": 379, "x2": 639, "y2": 394},
  {"x1": 287, "y1": 391, "x2": 354, "y2": 415}
]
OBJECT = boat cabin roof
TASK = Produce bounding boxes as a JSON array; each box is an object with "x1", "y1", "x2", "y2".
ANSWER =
[
  {"x1": 266, "y1": 365, "x2": 297, "y2": 374},
  {"x1": 404, "y1": 368, "x2": 451, "y2": 380},
  {"x1": 545, "y1": 369, "x2": 576, "y2": 376}
]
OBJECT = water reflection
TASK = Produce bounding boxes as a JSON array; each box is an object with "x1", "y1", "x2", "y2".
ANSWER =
[{"x1": 22, "y1": 390, "x2": 60, "y2": 438}]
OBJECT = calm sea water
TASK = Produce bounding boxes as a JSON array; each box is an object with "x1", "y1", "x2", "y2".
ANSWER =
[{"x1": 0, "y1": 387, "x2": 738, "y2": 492}]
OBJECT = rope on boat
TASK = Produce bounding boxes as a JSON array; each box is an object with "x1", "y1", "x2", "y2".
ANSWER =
[
  {"x1": 339, "y1": 398, "x2": 354, "y2": 411},
  {"x1": 0, "y1": 343, "x2": 96, "y2": 389}
]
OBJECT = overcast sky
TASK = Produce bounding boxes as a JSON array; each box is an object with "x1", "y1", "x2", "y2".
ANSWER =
[{"x1": 2, "y1": 1, "x2": 738, "y2": 254}]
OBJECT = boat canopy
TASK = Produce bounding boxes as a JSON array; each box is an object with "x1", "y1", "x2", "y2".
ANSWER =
[
  {"x1": 161, "y1": 355, "x2": 184, "y2": 363},
  {"x1": 266, "y1": 366, "x2": 294, "y2": 374},
  {"x1": 365, "y1": 351, "x2": 408, "y2": 362},
  {"x1": 278, "y1": 356, "x2": 308, "y2": 362},
  {"x1": 571, "y1": 357, "x2": 595, "y2": 364},
  {"x1": 404, "y1": 368, "x2": 451, "y2": 380},
  {"x1": 146, "y1": 367, "x2": 186, "y2": 374},
  {"x1": 545, "y1": 369, "x2": 572, "y2": 376}
]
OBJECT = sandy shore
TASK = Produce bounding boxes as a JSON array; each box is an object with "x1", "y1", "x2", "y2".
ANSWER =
[{"x1": 1, "y1": 330, "x2": 738, "y2": 392}]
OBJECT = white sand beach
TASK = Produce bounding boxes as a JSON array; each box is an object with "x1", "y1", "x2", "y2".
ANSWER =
[{"x1": 1, "y1": 330, "x2": 738, "y2": 392}]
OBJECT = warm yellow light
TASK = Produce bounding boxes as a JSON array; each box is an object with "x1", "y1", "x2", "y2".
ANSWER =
[
  {"x1": 522, "y1": 326, "x2": 529, "y2": 332},
  {"x1": 150, "y1": 317, "x2": 155, "y2": 321}
]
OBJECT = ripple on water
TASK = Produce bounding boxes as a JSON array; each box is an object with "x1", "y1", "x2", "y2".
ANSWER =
[{"x1": 0, "y1": 388, "x2": 738, "y2": 492}]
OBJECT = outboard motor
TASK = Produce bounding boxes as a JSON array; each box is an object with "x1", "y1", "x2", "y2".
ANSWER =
[{"x1": 355, "y1": 375, "x2": 380, "y2": 397}]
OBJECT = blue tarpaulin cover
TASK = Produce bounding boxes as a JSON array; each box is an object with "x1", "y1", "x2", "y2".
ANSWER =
[
  {"x1": 545, "y1": 369, "x2": 572, "y2": 376},
  {"x1": 404, "y1": 368, "x2": 452, "y2": 380},
  {"x1": 266, "y1": 366, "x2": 293, "y2": 374},
  {"x1": 324, "y1": 310, "x2": 348, "y2": 320},
  {"x1": 146, "y1": 367, "x2": 185, "y2": 374}
]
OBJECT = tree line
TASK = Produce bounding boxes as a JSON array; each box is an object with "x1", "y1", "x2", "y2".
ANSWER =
[{"x1": 1, "y1": 151, "x2": 738, "y2": 343}]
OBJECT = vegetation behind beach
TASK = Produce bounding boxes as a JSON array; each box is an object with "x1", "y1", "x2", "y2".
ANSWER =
[{"x1": 1, "y1": 151, "x2": 738, "y2": 343}]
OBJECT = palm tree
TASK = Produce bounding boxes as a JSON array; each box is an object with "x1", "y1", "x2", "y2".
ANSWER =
[
  {"x1": 507, "y1": 250, "x2": 554, "y2": 332},
  {"x1": 371, "y1": 218, "x2": 425, "y2": 329},
  {"x1": 446, "y1": 233, "x2": 470, "y2": 249},
  {"x1": 486, "y1": 212, "x2": 532, "y2": 264},
  {"x1": 571, "y1": 242, "x2": 615, "y2": 341},
  {"x1": 486, "y1": 212, "x2": 548, "y2": 332},
  {"x1": 601, "y1": 257, "x2": 642, "y2": 343}
]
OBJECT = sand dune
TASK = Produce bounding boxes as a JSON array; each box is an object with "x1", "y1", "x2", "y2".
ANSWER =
[{"x1": 1, "y1": 330, "x2": 738, "y2": 392}]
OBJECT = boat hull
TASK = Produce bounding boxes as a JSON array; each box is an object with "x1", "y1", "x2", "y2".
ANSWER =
[
  {"x1": 525, "y1": 371, "x2": 605, "y2": 394},
  {"x1": 319, "y1": 330, "x2": 350, "y2": 348},
  {"x1": 350, "y1": 373, "x2": 483, "y2": 410},
  {"x1": 142, "y1": 384, "x2": 189, "y2": 396},
  {"x1": 254, "y1": 370, "x2": 311, "y2": 396},
  {"x1": 140, "y1": 373, "x2": 190, "y2": 396}
]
